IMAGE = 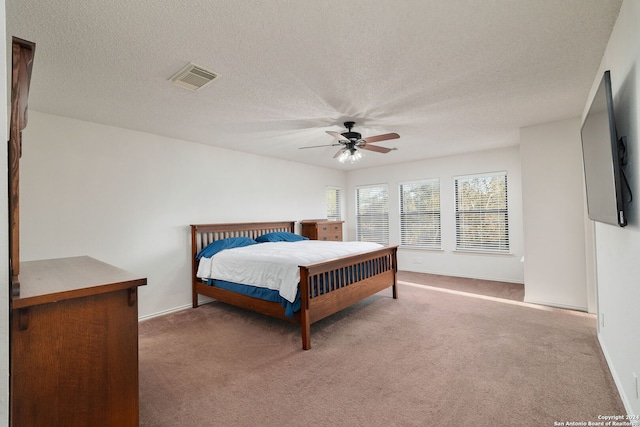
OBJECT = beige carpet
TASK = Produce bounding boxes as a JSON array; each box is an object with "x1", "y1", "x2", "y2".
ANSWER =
[{"x1": 138, "y1": 273, "x2": 624, "y2": 426}]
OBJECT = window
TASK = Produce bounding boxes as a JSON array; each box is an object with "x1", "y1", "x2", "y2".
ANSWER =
[
  {"x1": 326, "y1": 186, "x2": 341, "y2": 221},
  {"x1": 400, "y1": 179, "x2": 441, "y2": 249},
  {"x1": 356, "y1": 185, "x2": 389, "y2": 245},
  {"x1": 454, "y1": 172, "x2": 509, "y2": 252}
]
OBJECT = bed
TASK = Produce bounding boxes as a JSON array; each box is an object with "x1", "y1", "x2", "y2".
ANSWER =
[{"x1": 190, "y1": 221, "x2": 398, "y2": 350}]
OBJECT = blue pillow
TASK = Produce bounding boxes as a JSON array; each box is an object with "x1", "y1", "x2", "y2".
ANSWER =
[
  {"x1": 196, "y1": 237, "x2": 257, "y2": 259},
  {"x1": 255, "y1": 232, "x2": 308, "y2": 243}
]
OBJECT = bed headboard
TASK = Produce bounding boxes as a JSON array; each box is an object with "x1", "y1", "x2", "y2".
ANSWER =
[{"x1": 190, "y1": 221, "x2": 296, "y2": 257}]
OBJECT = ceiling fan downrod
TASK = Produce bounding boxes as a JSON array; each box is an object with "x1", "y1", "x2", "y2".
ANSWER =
[{"x1": 341, "y1": 121, "x2": 361, "y2": 140}]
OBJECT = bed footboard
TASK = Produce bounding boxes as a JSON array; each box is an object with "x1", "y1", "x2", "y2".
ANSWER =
[{"x1": 298, "y1": 246, "x2": 398, "y2": 350}]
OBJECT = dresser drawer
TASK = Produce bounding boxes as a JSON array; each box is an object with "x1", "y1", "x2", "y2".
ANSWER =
[
  {"x1": 316, "y1": 223, "x2": 342, "y2": 241},
  {"x1": 300, "y1": 220, "x2": 344, "y2": 241}
]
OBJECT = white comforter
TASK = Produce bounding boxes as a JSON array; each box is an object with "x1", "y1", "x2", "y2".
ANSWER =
[{"x1": 196, "y1": 240, "x2": 383, "y2": 303}]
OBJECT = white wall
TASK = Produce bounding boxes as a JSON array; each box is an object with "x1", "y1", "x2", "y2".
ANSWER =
[
  {"x1": 520, "y1": 118, "x2": 590, "y2": 311},
  {"x1": 20, "y1": 111, "x2": 347, "y2": 318},
  {"x1": 1, "y1": 0, "x2": 9, "y2": 422},
  {"x1": 346, "y1": 146, "x2": 525, "y2": 284},
  {"x1": 586, "y1": 0, "x2": 640, "y2": 416}
]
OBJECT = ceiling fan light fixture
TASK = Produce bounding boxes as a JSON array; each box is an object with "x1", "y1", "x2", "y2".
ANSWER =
[{"x1": 337, "y1": 148, "x2": 363, "y2": 164}]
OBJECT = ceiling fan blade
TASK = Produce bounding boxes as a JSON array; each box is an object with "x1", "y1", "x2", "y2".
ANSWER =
[
  {"x1": 298, "y1": 143, "x2": 341, "y2": 149},
  {"x1": 360, "y1": 144, "x2": 392, "y2": 154},
  {"x1": 362, "y1": 133, "x2": 400, "y2": 144},
  {"x1": 333, "y1": 148, "x2": 346, "y2": 158},
  {"x1": 327, "y1": 131, "x2": 349, "y2": 141}
]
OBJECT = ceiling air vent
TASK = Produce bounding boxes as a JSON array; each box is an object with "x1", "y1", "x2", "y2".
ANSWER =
[{"x1": 169, "y1": 63, "x2": 218, "y2": 91}]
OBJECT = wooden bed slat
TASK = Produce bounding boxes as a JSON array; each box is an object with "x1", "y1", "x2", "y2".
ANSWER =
[{"x1": 190, "y1": 221, "x2": 397, "y2": 350}]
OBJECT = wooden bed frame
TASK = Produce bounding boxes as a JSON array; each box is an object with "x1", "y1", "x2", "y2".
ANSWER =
[{"x1": 190, "y1": 221, "x2": 398, "y2": 350}]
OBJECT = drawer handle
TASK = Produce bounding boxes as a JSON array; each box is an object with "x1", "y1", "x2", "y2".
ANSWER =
[
  {"x1": 18, "y1": 308, "x2": 30, "y2": 331},
  {"x1": 128, "y1": 288, "x2": 137, "y2": 307}
]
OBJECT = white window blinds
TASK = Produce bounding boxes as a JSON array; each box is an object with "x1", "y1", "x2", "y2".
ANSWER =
[
  {"x1": 400, "y1": 180, "x2": 441, "y2": 249},
  {"x1": 356, "y1": 185, "x2": 389, "y2": 245},
  {"x1": 326, "y1": 187, "x2": 341, "y2": 221},
  {"x1": 454, "y1": 172, "x2": 509, "y2": 252}
]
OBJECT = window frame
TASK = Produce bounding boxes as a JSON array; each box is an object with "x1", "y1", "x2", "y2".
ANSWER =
[
  {"x1": 326, "y1": 186, "x2": 342, "y2": 221},
  {"x1": 355, "y1": 184, "x2": 389, "y2": 246},
  {"x1": 399, "y1": 179, "x2": 441, "y2": 250},
  {"x1": 454, "y1": 171, "x2": 509, "y2": 253}
]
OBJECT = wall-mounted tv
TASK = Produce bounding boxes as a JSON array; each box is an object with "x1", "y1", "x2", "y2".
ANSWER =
[{"x1": 580, "y1": 70, "x2": 630, "y2": 227}]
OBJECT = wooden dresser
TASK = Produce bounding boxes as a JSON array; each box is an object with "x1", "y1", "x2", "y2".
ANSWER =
[
  {"x1": 10, "y1": 256, "x2": 147, "y2": 427},
  {"x1": 8, "y1": 38, "x2": 148, "y2": 426},
  {"x1": 300, "y1": 219, "x2": 344, "y2": 241}
]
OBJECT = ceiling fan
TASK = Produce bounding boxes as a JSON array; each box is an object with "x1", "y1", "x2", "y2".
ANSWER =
[{"x1": 299, "y1": 121, "x2": 400, "y2": 163}]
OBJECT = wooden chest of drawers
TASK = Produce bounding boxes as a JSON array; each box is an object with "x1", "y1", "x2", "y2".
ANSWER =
[
  {"x1": 301, "y1": 220, "x2": 344, "y2": 241},
  {"x1": 11, "y1": 256, "x2": 147, "y2": 427}
]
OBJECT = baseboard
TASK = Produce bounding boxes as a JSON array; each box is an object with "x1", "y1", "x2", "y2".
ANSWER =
[
  {"x1": 523, "y1": 297, "x2": 587, "y2": 312},
  {"x1": 138, "y1": 296, "x2": 216, "y2": 322},
  {"x1": 138, "y1": 304, "x2": 192, "y2": 322},
  {"x1": 597, "y1": 334, "x2": 638, "y2": 422}
]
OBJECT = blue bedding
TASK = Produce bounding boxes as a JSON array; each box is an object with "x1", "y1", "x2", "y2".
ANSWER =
[{"x1": 207, "y1": 279, "x2": 301, "y2": 318}]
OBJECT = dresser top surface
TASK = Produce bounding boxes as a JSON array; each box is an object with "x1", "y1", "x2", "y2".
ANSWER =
[{"x1": 13, "y1": 256, "x2": 147, "y2": 309}]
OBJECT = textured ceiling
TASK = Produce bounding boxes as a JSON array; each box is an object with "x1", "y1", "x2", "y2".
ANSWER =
[{"x1": 7, "y1": 0, "x2": 622, "y2": 170}]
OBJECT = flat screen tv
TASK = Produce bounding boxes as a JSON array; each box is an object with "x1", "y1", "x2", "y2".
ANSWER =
[{"x1": 580, "y1": 70, "x2": 629, "y2": 227}]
